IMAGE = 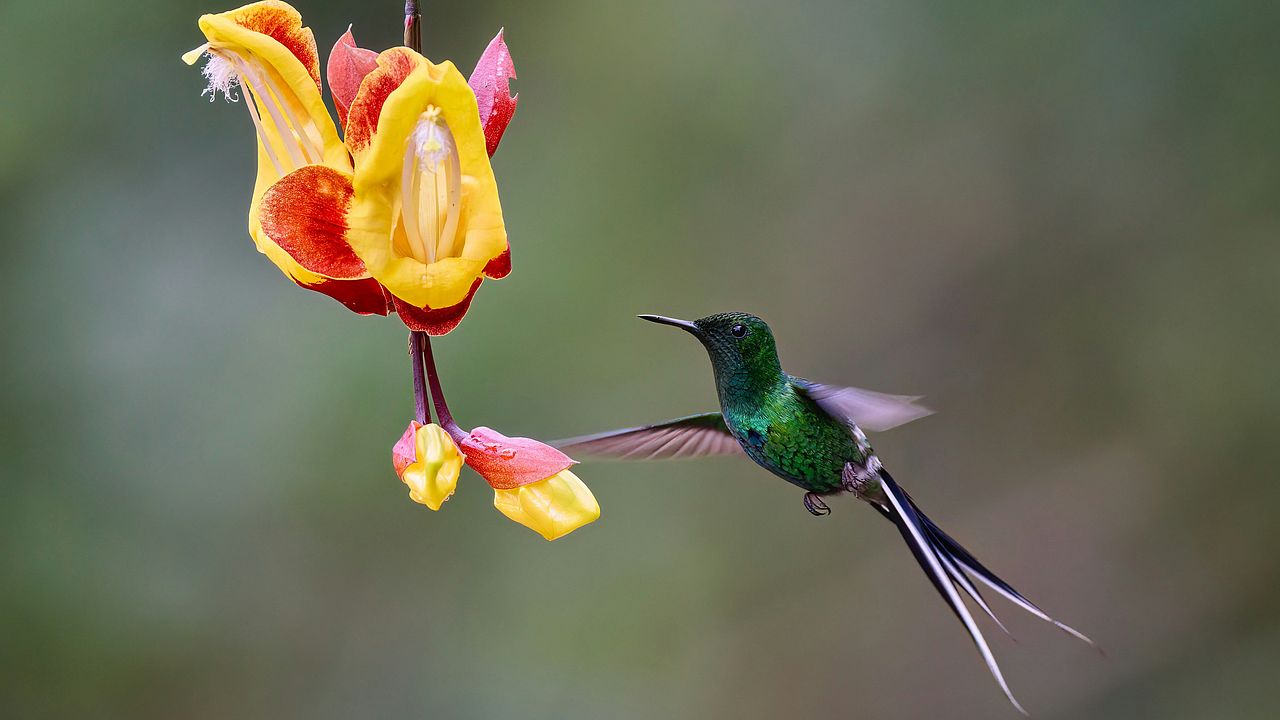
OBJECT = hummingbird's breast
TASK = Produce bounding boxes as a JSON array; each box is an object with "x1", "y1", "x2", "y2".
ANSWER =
[{"x1": 722, "y1": 386, "x2": 863, "y2": 494}]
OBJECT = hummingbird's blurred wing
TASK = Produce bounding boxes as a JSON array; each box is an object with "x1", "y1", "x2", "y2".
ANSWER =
[
  {"x1": 790, "y1": 378, "x2": 934, "y2": 432},
  {"x1": 551, "y1": 412, "x2": 745, "y2": 460}
]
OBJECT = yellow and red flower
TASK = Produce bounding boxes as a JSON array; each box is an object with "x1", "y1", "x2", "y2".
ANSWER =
[
  {"x1": 185, "y1": 1, "x2": 518, "y2": 333},
  {"x1": 391, "y1": 421, "x2": 600, "y2": 540},
  {"x1": 393, "y1": 421, "x2": 464, "y2": 510}
]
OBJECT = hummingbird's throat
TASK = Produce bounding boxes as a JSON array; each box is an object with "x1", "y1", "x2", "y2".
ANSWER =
[{"x1": 399, "y1": 106, "x2": 463, "y2": 265}]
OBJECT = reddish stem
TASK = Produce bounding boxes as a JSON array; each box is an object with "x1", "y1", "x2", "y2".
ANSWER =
[
  {"x1": 418, "y1": 332, "x2": 466, "y2": 442},
  {"x1": 409, "y1": 333, "x2": 428, "y2": 425}
]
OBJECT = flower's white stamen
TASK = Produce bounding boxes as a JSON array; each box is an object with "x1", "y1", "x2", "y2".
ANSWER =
[
  {"x1": 198, "y1": 44, "x2": 324, "y2": 176},
  {"x1": 401, "y1": 142, "x2": 429, "y2": 264},
  {"x1": 436, "y1": 131, "x2": 463, "y2": 260},
  {"x1": 418, "y1": 149, "x2": 439, "y2": 263},
  {"x1": 254, "y1": 63, "x2": 322, "y2": 165},
  {"x1": 199, "y1": 47, "x2": 281, "y2": 175},
  {"x1": 198, "y1": 46, "x2": 240, "y2": 103},
  {"x1": 226, "y1": 52, "x2": 306, "y2": 171},
  {"x1": 401, "y1": 106, "x2": 463, "y2": 265},
  {"x1": 237, "y1": 75, "x2": 284, "y2": 177}
]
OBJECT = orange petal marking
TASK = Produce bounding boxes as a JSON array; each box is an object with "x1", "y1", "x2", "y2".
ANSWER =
[
  {"x1": 344, "y1": 48, "x2": 419, "y2": 154},
  {"x1": 225, "y1": 0, "x2": 321, "y2": 88},
  {"x1": 259, "y1": 165, "x2": 365, "y2": 279}
]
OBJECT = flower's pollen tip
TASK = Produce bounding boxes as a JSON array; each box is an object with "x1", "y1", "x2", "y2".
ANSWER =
[
  {"x1": 200, "y1": 51, "x2": 241, "y2": 103},
  {"x1": 410, "y1": 106, "x2": 454, "y2": 169}
]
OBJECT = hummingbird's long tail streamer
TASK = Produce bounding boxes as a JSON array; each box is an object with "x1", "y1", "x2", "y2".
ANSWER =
[
  {"x1": 876, "y1": 470, "x2": 1097, "y2": 715},
  {"x1": 877, "y1": 470, "x2": 1029, "y2": 716},
  {"x1": 904, "y1": 495, "x2": 1098, "y2": 649}
]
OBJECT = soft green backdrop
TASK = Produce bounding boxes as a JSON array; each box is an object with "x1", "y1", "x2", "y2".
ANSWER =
[{"x1": 4, "y1": 0, "x2": 1279, "y2": 718}]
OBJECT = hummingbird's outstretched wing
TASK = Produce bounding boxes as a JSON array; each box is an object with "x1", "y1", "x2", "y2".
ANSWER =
[
  {"x1": 552, "y1": 412, "x2": 744, "y2": 460},
  {"x1": 789, "y1": 377, "x2": 934, "y2": 432}
]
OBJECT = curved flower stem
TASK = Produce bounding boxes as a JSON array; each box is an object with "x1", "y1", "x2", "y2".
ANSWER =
[
  {"x1": 409, "y1": 333, "x2": 429, "y2": 425},
  {"x1": 418, "y1": 331, "x2": 466, "y2": 442}
]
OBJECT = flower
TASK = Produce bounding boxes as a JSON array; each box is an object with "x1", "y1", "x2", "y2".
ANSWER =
[
  {"x1": 393, "y1": 421, "x2": 464, "y2": 510},
  {"x1": 391, "y1": 423, "x2": 600, "y2": 540},
  {"x1": 340, "y1": 45, "x2": 512, "y2": 333},
  {"x1": 491, "y1": 470, "x2": 601, "y2": 542},
  {"x1": 459, "y1": 426, "x2": 600, "y2": 540},
  {"x1": 186, "y1": 1, "x2": 519, "y2": 333},
  {"x1": 183, "y1": 1, "x2": 390, "y2": 315}
]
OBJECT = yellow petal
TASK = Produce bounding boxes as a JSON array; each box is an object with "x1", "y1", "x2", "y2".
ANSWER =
[
  {"x1": 344, "y1": 49, "x2": 508, "y2": 311},
  {"x1": 492, "y1": 470, "x2": 600, "y2": 541},
  {"x1": 399, "y1": 423, "x2": 464, "y2": 511},
  {"x1": 188, "y1": 1, "x2": 351, "y2": 286}
]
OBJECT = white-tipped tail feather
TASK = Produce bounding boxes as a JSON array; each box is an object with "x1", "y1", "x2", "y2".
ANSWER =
[
  {"x1": 876, "y1": 470, "x2": 1096, "y2": 715},
  {"x1": 878, "y1": 471, "x2": 1030, "y2": 715}
]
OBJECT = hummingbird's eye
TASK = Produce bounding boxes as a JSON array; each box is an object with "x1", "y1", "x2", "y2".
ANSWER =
[{"x1": 730, "y1": 323, "x2": 748, "y2": 338}]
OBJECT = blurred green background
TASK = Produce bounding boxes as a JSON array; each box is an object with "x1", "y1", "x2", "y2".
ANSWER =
[{"x1": 4, "y1": 0, "x2": 1279, "y2": 717}]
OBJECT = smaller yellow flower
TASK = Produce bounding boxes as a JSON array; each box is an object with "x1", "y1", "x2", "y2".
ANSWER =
[
  {"x1": 393, "y1": 422, "x2": 464, "y2": 510},
  {"x1": 492, "y1": 469, "x2": 600, "y2": 541}
]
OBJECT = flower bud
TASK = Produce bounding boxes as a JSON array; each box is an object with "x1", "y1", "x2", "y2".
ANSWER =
[
  {"x1": 393, "y1": 421, "x2": 464, "y2": 510},
  {"x1": 492, "y1": 469, "x2": 600, "y2": 540}
]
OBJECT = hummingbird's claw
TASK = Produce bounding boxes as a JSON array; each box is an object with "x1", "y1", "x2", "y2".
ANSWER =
[{"x1": 803, "y1": 492, "x2": 832, "y2": 517}]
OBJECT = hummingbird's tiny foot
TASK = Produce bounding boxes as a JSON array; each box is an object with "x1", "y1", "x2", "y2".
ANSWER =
[{"x1": 803, "y1": 493, "x2": 831, "y2": 517}]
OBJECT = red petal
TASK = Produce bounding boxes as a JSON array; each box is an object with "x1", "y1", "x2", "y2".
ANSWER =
[
  {"x1": 327, "y1": 27, "x2": 379, "y2": 130},
  {"x1": 297, "y1": 276, "x2": 392, "y2": 316},
  {"x1": 468, "y1": 30, "x2": 518, "y2": 157},
  {"x1": 459, "y1": 427, "x2": 575, "y2": 490},
  {"x1": 393, "y1": 421, "x2": 423, "y2": 476},
  {"x1": 260, "y1": 166, "x2": 365, "y2": 279},
  {"x1": 227, "y1": 2, "x2": 321, "y2": 88},
  {"x1": 391, "y1": 278, "x2": 482, "y2": 335},
  {"x1": 482, "y1": 245, "x2": 511, "y2": 279},
  {"x1": 346, "y1": 48, "x2": 418, "y2": 154}
]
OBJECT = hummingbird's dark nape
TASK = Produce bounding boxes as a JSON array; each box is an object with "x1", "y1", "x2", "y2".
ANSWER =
[{"x1": 555, "y1": 310, "x2": 1095, "y2": 714}]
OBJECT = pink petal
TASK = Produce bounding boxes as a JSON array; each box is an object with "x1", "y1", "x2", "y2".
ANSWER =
[
  {"x1": 393, "y1": 421, "x2": 423, "y2": 476},
  {"x1": 459, "y1": 427, "x2": 575, "y2": 490},
  {"x1": 327, "y1": 27, "x2": 379, "y2": 130},
  {"x1": 468, "y1": 29, "x2": 519, "y2": 157}
]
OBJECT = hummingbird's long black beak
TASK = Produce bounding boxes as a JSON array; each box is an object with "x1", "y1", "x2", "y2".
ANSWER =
[{"x1": 638, "y1": 314, "x2": 701, "y2": 336}]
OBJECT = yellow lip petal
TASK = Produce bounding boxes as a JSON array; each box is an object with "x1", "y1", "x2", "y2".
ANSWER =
[
  {"x1": 493, "y1": 470, "x2": 600, "y2": 541},
  {"x1": 398, "y1": 423, "x2": 465, "y2": 511},
  {"x1": 343, "y1": 49, "x2": 508, "y2": 311}
]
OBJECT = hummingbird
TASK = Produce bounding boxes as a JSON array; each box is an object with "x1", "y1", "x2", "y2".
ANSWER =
[{"x1": 555, "y1": 312, "x2": 1094, "y2": 715}]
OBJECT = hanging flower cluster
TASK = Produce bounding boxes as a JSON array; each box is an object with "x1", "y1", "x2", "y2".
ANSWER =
[{"x1": 186, "y1": 1, "x2": 598, "y2": 540}]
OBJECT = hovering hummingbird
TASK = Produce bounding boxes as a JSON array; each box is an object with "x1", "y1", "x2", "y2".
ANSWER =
[{"x1": 555, "y1": 312, "x2": 1094, "y2": 714}]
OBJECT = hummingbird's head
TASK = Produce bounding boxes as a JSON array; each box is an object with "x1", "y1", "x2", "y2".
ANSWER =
[{"x1": 638, "y1": 312, "x2": 782, "y2": 388}]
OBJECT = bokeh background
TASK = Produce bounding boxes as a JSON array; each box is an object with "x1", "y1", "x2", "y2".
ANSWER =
[{"x1": 4, "y1": 0, "x2": 1279, "y2": 717}]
